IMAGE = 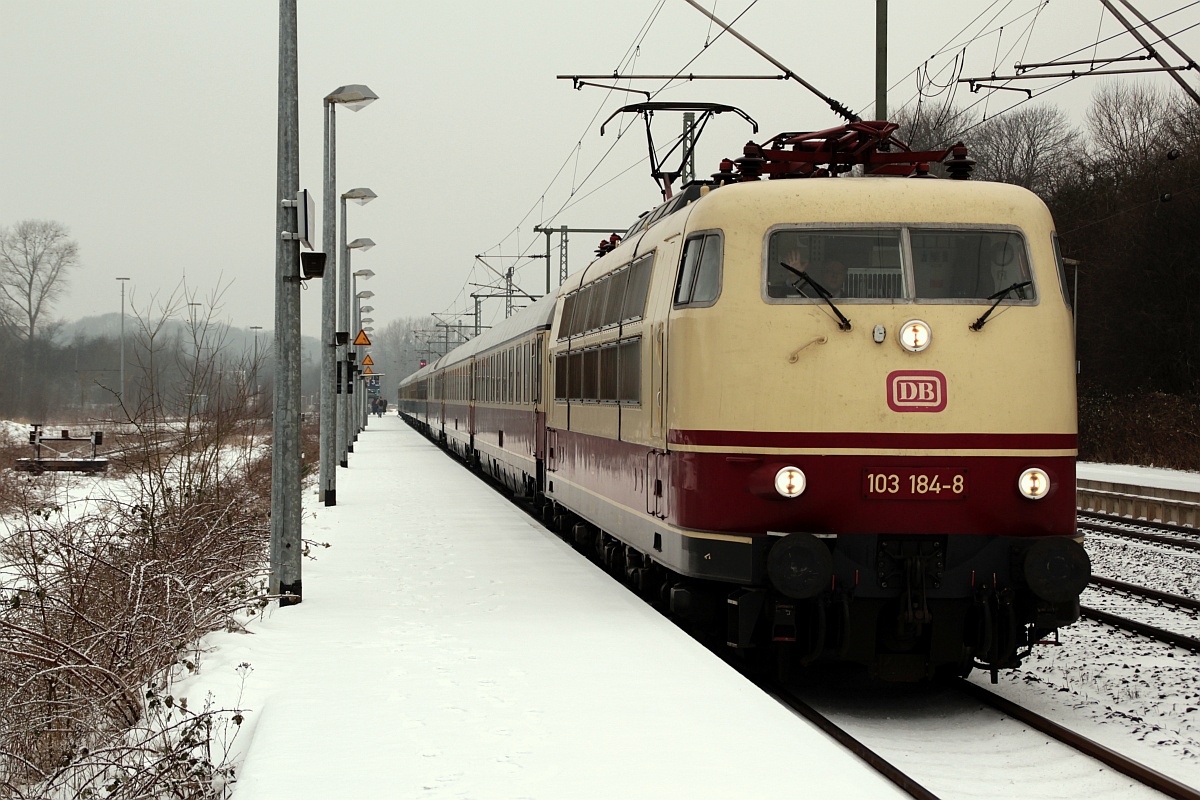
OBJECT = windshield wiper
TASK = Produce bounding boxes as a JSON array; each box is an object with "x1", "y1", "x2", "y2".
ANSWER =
[
  {"x1": 779, "y1": 262, "x2": 852, "y2": 331},
  {"x1": 970, "y1": 280, "x2": 1032, "y2": 331}
]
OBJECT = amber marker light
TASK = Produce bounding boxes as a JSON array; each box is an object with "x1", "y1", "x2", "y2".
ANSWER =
[
  {"x1": 774, "y1": 467, "x2": 807, "y2": 498},
  {"x1": 899, "y1": 319, "x2": 932, "y2": 352},
  {"x1": 1018, "y1": 468, "x2": 1051, "y2": 499}
]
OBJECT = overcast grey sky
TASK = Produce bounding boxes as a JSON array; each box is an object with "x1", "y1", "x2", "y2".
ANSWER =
[{"x1": 3, "y1": 0, "x2": 1198, "y2": 340}]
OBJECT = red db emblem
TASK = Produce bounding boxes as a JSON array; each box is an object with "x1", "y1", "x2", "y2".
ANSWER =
[{"x1": 887, "y1": 370, "x2": 947, "y2": 412}]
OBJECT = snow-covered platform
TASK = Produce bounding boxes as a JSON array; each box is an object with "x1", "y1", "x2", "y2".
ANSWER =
[{"x1": 193, "y1": 415, "x2": 903, "y2": 799}]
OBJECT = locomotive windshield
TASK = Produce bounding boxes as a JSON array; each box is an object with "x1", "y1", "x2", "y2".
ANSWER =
[
  {"x1": 764, "y1": 227, "x2": 1036, "y2": 303},
  {"x1": 767, "y1": 230, "x2": 903, "y2": 300}
]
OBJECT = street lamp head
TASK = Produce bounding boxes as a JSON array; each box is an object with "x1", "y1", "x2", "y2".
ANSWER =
[
  {"x1": 116, "y1": 276, "x2": 130, "y2": 281},
  {"x1": 359, "y1": 305, "x2": 374, "y2": 313},
  {"x1": 325, "y1": 84, "x2": 379, "y2": 111},
  {"x1": 357, "y1": 290, "x2": 375, "y2": 299},
  {"x1": 353, "y1": 269, "x2": 375, "y2": 279},
  {"x1": 348, "y1": 237, "x2": 375, "y2": 251},
  {"x1": 341, "y1": 187, "x2": 377, "y2": 205},
  {"x1": 361, "y1": 317, "x2": 374, "y2": 324}
]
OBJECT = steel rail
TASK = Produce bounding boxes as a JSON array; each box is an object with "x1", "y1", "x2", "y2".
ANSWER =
[
  {"x1": 1090, "y1": 575, "x2": 1200, "y2": 613},
  {"x1": 1078, "y1": 518, "x2": 1200, "y2": 552},
  {"x1": 1081, "y1": 511, "x2": 1200, "y2": 538},
  {"x1": 773, "y1": 690, "x2": 942, "y2": 800},
  {"x1": 958, "y1": 680, "x2": 1200, "y2": 800},
  {"x1": 1081, "y1": 605, "x2": 1200, "y2": 652}
]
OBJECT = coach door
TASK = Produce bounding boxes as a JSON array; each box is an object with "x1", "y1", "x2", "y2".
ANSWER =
[{"x1": 646, "y1": 321, "x2": 668, "y2": 519}]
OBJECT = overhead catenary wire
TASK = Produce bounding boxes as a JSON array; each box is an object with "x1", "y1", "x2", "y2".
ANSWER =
[{"x1": 446, "y1": 1, "x2": 770, "y2": 329}]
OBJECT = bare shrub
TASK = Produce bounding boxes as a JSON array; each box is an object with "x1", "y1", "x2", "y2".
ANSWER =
[
  {"x1": 1079, "y1": 391, "x2": 1200, "y2": 470},
  {"x1": 0, "y1": 287, "x2": 273, "y2": 798}
]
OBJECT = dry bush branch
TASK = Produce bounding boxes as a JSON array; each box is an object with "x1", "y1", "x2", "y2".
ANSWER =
[{"x1": 0, "y1": 288, "x2": 273, "y2": 798}]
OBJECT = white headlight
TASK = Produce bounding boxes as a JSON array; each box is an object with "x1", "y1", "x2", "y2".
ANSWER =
[
  {"x1": 774, "y1": 466, "x2": 806, "y2": 498},
  {"x1": 899, "y1": 319, "x2": 932, "y2": 352},
  {"x1": 1018, "y1": 468, "x2": 1051, "y2": 500}
]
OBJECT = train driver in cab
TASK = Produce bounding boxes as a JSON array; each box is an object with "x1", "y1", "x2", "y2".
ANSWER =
[{"x1": 769, "y1": 234, "x2": 848, "y2": 299}]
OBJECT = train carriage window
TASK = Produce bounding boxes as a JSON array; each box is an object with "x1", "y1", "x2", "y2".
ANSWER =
[
  {"x1": 618, "y1": 338, "x2": 641, "y2": 403},
  {"x1": 599, "y1": 343, "x2": 619, "y2": 402},
  {"x1": 517, "y1": 344, "x2": 524, "y2": 404},
  {"x1": 622, "y1": 254, "x2": 654, "y2": 321},
  {"x1": 767, "y1": 229, "x2": 903, "y2": 300},
  {"x1": 535, "y1": 335, "x2": 544, "y2": 403},
  {"x1": 911, "y1": 230, "x2": 1035, "y2": 301},
  {"x1": 676, "y1": 233, "x2": 722, "y2": 306}
]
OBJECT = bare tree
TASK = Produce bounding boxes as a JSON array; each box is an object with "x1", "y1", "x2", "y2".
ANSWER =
[
  {"x1": 892, "y1": 103, "x2": 978, "y2": 152},
  {"x1": 0, "y1": 220, "x2": 79, "y2": 345},
  {"x1": 1086, "y1": 80, "x2": 1173, "y2": 177},
  {"x1": 0, "y1": 220, "x2": 78, "y2": 416},
  {"x1": 970, "y1": 105, "x2": 1082, "y2": 196}
]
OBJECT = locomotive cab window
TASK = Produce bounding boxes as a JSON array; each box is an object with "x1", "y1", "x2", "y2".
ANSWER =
[
  {"x1": 675, "y1": 233, "x2": 723, "y2": 307},
  {"x1": 767, "y1": 229, "x2": 904, "y2": 300},
  {"x1": 911, "y1": 230, "x2": 1036, "y2": 302}
]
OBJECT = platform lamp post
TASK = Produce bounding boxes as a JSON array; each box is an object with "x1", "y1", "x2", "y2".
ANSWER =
[
  {"x1": 115, "y1": 277, "x2": 130, "y2": 408},
  {"x1": 272, "y1": 0, "x2": 302, "y2": 605},
  {"x1": 339, "y1": 237, "x2": 374, "y2": 463},
  {"x1": 320, "y1": 86, "x2": 378, "y2": 507},
  {"x1": 353, "y1": 275, "x2": 375, "y2": 438}
]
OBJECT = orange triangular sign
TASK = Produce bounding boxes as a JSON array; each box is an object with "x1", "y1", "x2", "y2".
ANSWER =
[
  {"x1": 363, "y1": 366, "x2": 374, "y2": 374},
  {"x1": 353, "y1": 330, "x2": 371, "y2": 346},
  {"x1": 361, "y1": 355, "x2": 374, "y2": 366}
]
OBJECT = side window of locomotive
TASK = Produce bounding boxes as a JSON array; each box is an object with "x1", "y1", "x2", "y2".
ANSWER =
[
  {"x1": 622, "y1": 253, "x2": 654, "y2": 321},
  {"x1": 603, "y1": 267, "x2": 630, "y2": 323},
  {"x1": 766, "y1": 229, "x2": 903, "y2": 300},
  {"x1": 554, "y1": 352, "x2": 569, "y2": 401},
  {"x1": 618, "y1": 338, "x2": 641, "y2": 404},
  {"x1": 599, "y1": 344, "x2": 619, "y2": 402},
  {"x1": 558, "y1": 293, "x2": 578, "y2": 341},
  {"x1": 910, "y1": 230, "x2": 1035, "y2": 301},
  {"x1": 1052, "y1": 232, "x2": 1072, "y2": 309},
  {"x1": 675, "y1": 233, "x2": 722, "y2": 307},
  {"x1": 584, "y1": 279, "x2": 611, "y2": 332}
]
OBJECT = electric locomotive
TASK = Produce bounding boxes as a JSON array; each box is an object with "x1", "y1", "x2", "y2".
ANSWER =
[{"x1": 399, "y1": 120, "x2": 1090, "y2": 681}]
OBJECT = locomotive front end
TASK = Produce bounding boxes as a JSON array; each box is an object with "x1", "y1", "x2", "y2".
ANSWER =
[{"x1": 666, "y1": 178, "x2": 1088, "y2": 680}]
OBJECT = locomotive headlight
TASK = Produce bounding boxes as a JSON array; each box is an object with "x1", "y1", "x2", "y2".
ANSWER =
[
  {"x1": 899, "y1": 319, "x2": 932, "y2": 352},
  {"x1": 774, "y1": 466, "x2": 806, "y2": 498},
  {"x1": 1018, "y1": 468, "x2": 1051, "y2": 499}
]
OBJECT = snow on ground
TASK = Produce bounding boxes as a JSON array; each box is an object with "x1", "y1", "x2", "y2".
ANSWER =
[
  {"x1": 1078, "y1": 461, "x2": 1200, "y2": 492},
  {"x1": 7, "y1": 416, "x2": 1198, "y2": 797},
  {"x1": 177, "y1": 417, "x2": 905, "y2": 799}
]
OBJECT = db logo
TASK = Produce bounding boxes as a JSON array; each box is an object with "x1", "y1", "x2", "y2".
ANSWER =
[{"x1": 887, "y1": 370, "x2": 947, "y2": 412}]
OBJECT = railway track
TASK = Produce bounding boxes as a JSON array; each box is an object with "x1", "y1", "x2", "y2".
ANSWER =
[
  {"x1": 776, "y1": 676, "x2": 1200, "y2": 800},
  {"x1": 1082, "y1": 576, "x2": 1200, "y2": 652},
  {"x1": 1080, "y1": 512, "x2": 1200, "y2": 552}
]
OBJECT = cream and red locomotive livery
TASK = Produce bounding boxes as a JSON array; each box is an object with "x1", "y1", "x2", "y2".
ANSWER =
[{"x1": 398, "y1": 122, "x2": 1089, "y2": 681}]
